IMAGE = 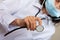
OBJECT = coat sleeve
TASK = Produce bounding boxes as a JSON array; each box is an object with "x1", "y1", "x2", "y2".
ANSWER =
[{"x1": 0, "y1": 2, "x2": 17, "y2": 31}]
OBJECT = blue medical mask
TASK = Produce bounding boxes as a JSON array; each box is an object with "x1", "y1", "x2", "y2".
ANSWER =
[{"x1": 45, "y1": 0, "x2": 60, "y2": 17}]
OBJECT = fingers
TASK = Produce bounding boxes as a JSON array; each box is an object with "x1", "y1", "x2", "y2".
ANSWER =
[
  {"x1": 24, "y1": 16, "x2": 36, "y2": 30},
  {"x1": 29, "y1": 16, "x2": 36, "y2": 30},
  {"x1": 24, "y1": 16, "x2": 42, "y2": 31},
  {"x1": 35, "y1": 17, "x2": 42, "y2": 26},
  {"x1": 24, "y1": 18, "x2": 30, "y2": 30}
]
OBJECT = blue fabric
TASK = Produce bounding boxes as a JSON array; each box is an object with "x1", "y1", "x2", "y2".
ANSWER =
[{"x1": 45, "y1": 0, "x2": 60, "y2": 17}]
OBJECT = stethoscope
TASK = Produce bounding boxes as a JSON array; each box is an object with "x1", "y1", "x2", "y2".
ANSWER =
[
  {"x1": 34, "y1": 0, "x2": 46, "y2": 32},
  {"x1": 4, "y1": 0, "x2": 46, "y2": 36}
]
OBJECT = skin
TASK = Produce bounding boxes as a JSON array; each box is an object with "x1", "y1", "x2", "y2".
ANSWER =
[
  {"x1": 55, "y1": 0, "x2": 60, "y2": 10},
  {"x1": 10, "y1": 0, "x2": 60, "y2": 31},
  {"x1": 42, "y1": 0, "x2": 60, "y2": 14},
  {"x1": 10, "y1": 16, "x2": 42, "y2": 31},
  {"x1": 24, "y1": 16, "x2": 42, "y2": 30}
]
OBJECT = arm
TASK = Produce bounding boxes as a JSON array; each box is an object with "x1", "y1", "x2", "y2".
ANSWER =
[{"x1": 10, "y1": 19, "x2": 26, "y2": 27}]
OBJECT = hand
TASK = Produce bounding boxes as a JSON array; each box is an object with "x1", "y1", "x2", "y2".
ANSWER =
[{"x1": 24, "y1": 16, "x2": 42, "y2": 31}]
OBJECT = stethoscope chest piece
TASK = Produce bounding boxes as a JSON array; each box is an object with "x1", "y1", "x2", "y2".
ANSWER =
[{"x1": 36, "y1": 25, "x2": 44, "y2": 32}]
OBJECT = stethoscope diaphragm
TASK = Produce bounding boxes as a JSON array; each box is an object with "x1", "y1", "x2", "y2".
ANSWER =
[
  {"x1": 36, "y1": 21, "x2": 44, "y2": 32},
  {"x1": 36, "y1": 25, "x2": 44, "y2": 32}
]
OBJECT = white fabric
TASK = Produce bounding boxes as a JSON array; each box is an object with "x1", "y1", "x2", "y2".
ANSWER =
[{"x1": 0, "y1": 0, "x2": 55, "y2": 40}]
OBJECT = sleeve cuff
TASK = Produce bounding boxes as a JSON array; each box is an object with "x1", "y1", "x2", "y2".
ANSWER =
[{"x1": 2, "y1": 13, "x2": 17, "y2": 26}]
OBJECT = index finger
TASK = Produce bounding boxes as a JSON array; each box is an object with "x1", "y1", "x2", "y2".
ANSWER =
[{"x1": 35, "y1": 17, "x2": 42, "y2": 26}]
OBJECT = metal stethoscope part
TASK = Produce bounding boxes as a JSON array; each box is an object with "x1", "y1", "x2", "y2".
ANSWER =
[
  {"x1": 4, "y1": 0, "x2": 46, "y2": 36},
  {"x1": 36, "y1": 25, "x2": 44, "y2": 32},
  {"x1": 35, "y1": 21, "x2": 44, "y2": 32},
  {"x1": 34, "y1": 0, "x2": 46, "y2": 32}
]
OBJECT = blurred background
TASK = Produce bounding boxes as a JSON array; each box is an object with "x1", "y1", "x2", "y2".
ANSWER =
[
  {"x1": 0, "y1": 0, "x2": 60, "y2": 40},
  {"x1": 51, "y1": 23, "x2": 60, "y2": 40}
]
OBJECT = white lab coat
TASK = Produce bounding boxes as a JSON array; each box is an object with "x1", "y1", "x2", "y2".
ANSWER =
[{"x1": 0, "y1": 0, "x2": 55, "y2": 40}]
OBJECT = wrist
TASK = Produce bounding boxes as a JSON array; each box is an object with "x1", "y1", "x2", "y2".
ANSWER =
[
  {"x1": 16, "y1": 19, "x2": 26, "y2": 26},
  {"x1": 10, "y1": 19, "x2": 26, "y2": 27}
]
